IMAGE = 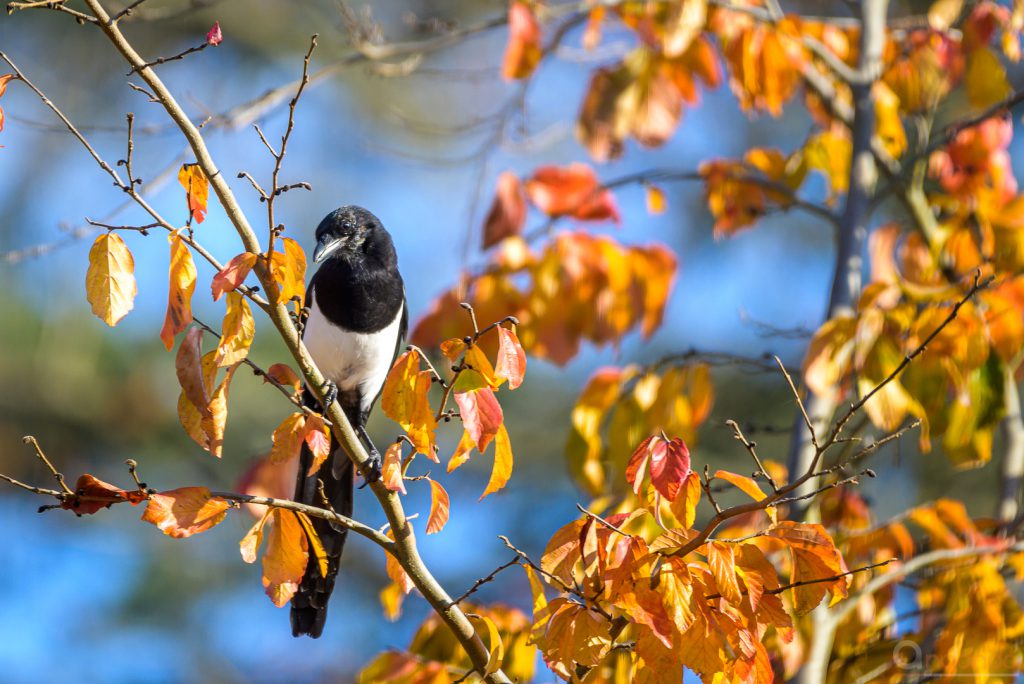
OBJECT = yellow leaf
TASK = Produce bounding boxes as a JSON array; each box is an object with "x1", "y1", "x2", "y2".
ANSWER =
[
  {"x1": 765, "y1": 521, "x2": 848, "y2": 615},
  {"x1": 159, "y1": 232, "x2": 197, "y2": 350},
  {"x1": 86, "y1": 232, "x2": 137, "y2": 326},
  {"x1": 714, "y1": 469, "x2": 777, "y2": 522},
  {"x1": 928, "y1": 0, "x2": 964, "y2": 30},
  {"x1": 470, "y1": 614, "x2": 505, "y2": 677},
  {"x1": 215, "y1": 291, "x2": 255, "y2": 367},
  {"x1": 379, "y1": 582, "x2": 406, "y2": 622},
  {"x1": 966, "y1": 46, "x2": 1012, "y2": 109},
  {"x1": 874, "y1": 82, "x2": 907, "y2": 159},
  {"x1": 141, "y1": 487, "x2": 231, "y2": 538},
  {"x1": 269, "y1": 238, "x2": 307, "y2": 305},
  {"x1": 480, "y1": 423, "x2": 513, "y2": 500},
  {"x1": 262, "y1": 508, "x2": 309, "y2": 607},
  {"x1": 465, "y1": 344, "x2": 501, "y2": 389},
  {"x1": 663, "y1": 0, "x2": 707, "y2": 58},
  {"x1": 645, "y1": 184, "x2": 667, "y2": 214},
  {"x1": 426, "y1": 479, "x2": 450, "y2": 534}
]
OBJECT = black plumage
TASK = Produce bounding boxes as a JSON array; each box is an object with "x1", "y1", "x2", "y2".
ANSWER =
[{"x1": 290, "y1": 206, "x2": 407, "y2": 638}]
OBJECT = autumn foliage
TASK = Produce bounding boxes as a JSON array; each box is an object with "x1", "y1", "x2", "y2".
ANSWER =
[{"x1": 8, "y1": 0, "x2": 1024, "y2": 682}]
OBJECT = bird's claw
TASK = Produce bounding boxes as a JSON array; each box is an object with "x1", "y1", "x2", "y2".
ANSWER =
[
  {"x1": 321, "y1": 380, "x2": 338, "y2": 408},
  {"x1": 358, "y1": 450, "x2": 383, "y2": 489}
]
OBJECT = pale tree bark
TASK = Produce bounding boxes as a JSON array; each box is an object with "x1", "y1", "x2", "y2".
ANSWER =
[
  {"x1": 791, "y1": 1, "x2": 889, "y2": 682},
  {"x1": 998, "y1": 369, "x2": 1024, "y2": 524}
]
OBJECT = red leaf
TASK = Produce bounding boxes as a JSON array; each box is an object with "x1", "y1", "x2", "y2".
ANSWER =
[
  {"x1": 206, "y1": 21, "x2": 223, "y2": 46},
  {"x1": 525, "y1": 163, "x2": 620, "y2": 222},
  {"x1": 211, "y1": 252, "x2": 257, "y2": 301},
  {"x1": 494, "y1": 326, "x2": 527, "y2": 390},
  {"x1": 626, "y1": 435, "x2": 691, "y2": 501},
  {"x1": 482, "y1": 172, "x2": 527, "y2": 249},
  {"x1": 264, "y1": 363, "x2": 302, "y2": 393},
  {"x1": 454, "y1": 385, "x2": 504, "y2": 452}
]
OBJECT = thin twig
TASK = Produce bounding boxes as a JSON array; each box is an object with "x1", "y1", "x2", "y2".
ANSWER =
[{"x1": 451, "y1": 556, "x2": 521, "y2": 605}]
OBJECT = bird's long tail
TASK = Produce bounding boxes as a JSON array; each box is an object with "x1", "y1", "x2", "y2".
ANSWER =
[{"x1": 290, "y1": 393, "x2": 354, "y2": 638}]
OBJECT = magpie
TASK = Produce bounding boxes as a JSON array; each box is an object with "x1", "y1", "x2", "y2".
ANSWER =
[{"x1": 290, "y1": 205, "x2": 407, "y2": 638}]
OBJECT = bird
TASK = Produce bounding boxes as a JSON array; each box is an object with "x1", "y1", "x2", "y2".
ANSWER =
[{"x1": 290, "y1": 205, "x2": 407, "y2": 638}]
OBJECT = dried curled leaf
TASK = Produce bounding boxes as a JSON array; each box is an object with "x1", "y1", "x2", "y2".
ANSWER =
[{"x1": 160, "y1": 232, "x2": 197, "y2": 350}]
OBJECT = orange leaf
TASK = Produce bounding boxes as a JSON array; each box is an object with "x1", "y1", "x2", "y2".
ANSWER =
[
  {"x1": 465, "y1": 345, "x2": 501, "y2": 389},
  {"x1": 525, "y1": 163, "x2": 620, "y2": 222},
  {"x1": 177, "y1": 163, "x2": 209, "y2": 224},
  {"x1": 303, "y1": 414, "x2": 331, "y2": 476},
  {"x1": 714, "y1": 469, "x2": 776, "y2": 522},
  {"x1": 270, "y1": 412, "x2": 307, "y2": 464},
  {"x1": 381, "y1": 441, "x2": 406, "y2": 495},
  {"x1": 502, "y1": 2, "x2": 542, "y2": 80},
  {"x1": 668, "y1": 471, "x2": 702, "y2": 528},
  {"x1": 494, "y1": 326, "x2": 527, "y2": 390},
  {"x1": 211, "y1": 252, "x2": 257, "y2": 301},
  {"x1": 159, "y1": 232, "x2": 197, "y2": 350},
  {"x1": 483, "y1": 171, "x2": 527, "y2": 249},
  {"x1": 141, "y1": 487, "x2": 231, "y2": 538},
  {"x1": 440, "y1": 338, "x2": 467, "y2": 361},
  {"x1": 86, "y1": 232, "x2": 137, "y2": 327},
  {"x1": 706, "y1": 541, "x2": 743, "y2": 605},
  {"x1": 765, "y1": 521, "x2": 848, "y2": 614},
  {"x1": 0, "y1": 74, "x2": 14, "y2": 99},
  {"x1": 202, "y1": 362, "x2": 238, "y2": 458},
  {"x1": 426, "y1": 479, "x2": 451, "y2": 534},
  {"x1": 215, "y1": 291, "x2": 254, "y2": 367},
  {"x1": 447, "y1": 430, "x2": 475, "y2": 473},
  {"x1": 385, "y1": 530, "x2": 415, "y2": 594},
  {"x1": 240, "y1": 509, "x2": 271, "y2": 563},
  {"x1": 480, "y1": 423, "x2": 513, "y2": 500},
  {"x1": 268, "y1": 238, "x2": 307, "y2": 305},
  {"x1": 262, "y1": 508, "x2": 309, "y2": 607},
  {"x1": 455, "y1": 383, "x2": 504, "y2": 452},
  {"x1": 176, "y1": 327, "x2": 211, "y2": 417},
  {"x1": 265, "y1": 363, "x2": 302, "y2": 393}
]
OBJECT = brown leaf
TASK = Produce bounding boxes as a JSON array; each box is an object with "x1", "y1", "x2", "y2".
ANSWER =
[
  {"x1": 141, "y1": 487, "x2": 231, "y2": 538},
  {"x1": 61, "y1": 474, "x2": 133, "y2": 515},
  {"x1": 176, "y1": 327, "x2": 211, "y2": 416}
]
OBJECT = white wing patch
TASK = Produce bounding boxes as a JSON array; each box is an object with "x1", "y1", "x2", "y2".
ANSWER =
[{"x1": 303, "y1": 301, "x2": 404, "y2": 413}]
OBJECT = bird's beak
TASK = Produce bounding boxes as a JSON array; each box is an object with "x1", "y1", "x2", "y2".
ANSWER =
[{"x1": 313, "y1": 236, "x2": 343, "y2": 263}]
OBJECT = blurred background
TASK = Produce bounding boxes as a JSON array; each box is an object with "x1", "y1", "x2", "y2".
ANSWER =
[{"x1": 0, "y1": 1, "x2": 1010, "y2": 681}]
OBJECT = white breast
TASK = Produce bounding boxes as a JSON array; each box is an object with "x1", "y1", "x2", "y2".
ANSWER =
[{"x1": 303, "y1": 301, "x2": 404, "y2": 411}]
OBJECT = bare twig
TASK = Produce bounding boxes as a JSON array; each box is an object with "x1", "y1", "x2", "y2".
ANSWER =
[{"x1": 452, "y1": 556, "x2": 521, "y2": 605}]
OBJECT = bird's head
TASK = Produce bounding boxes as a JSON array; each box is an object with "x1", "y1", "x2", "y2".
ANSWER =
[{"x1": 312, "y1": 205, "x2": 387, "y2": 263}]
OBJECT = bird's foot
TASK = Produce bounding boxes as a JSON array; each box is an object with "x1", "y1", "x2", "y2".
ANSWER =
[
  {"x1": 359, "y1": 449, "x2": 382, "y2": 488},
  {"x1": 320, "y1": 380, "x2": 338, "y2": 408}
]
